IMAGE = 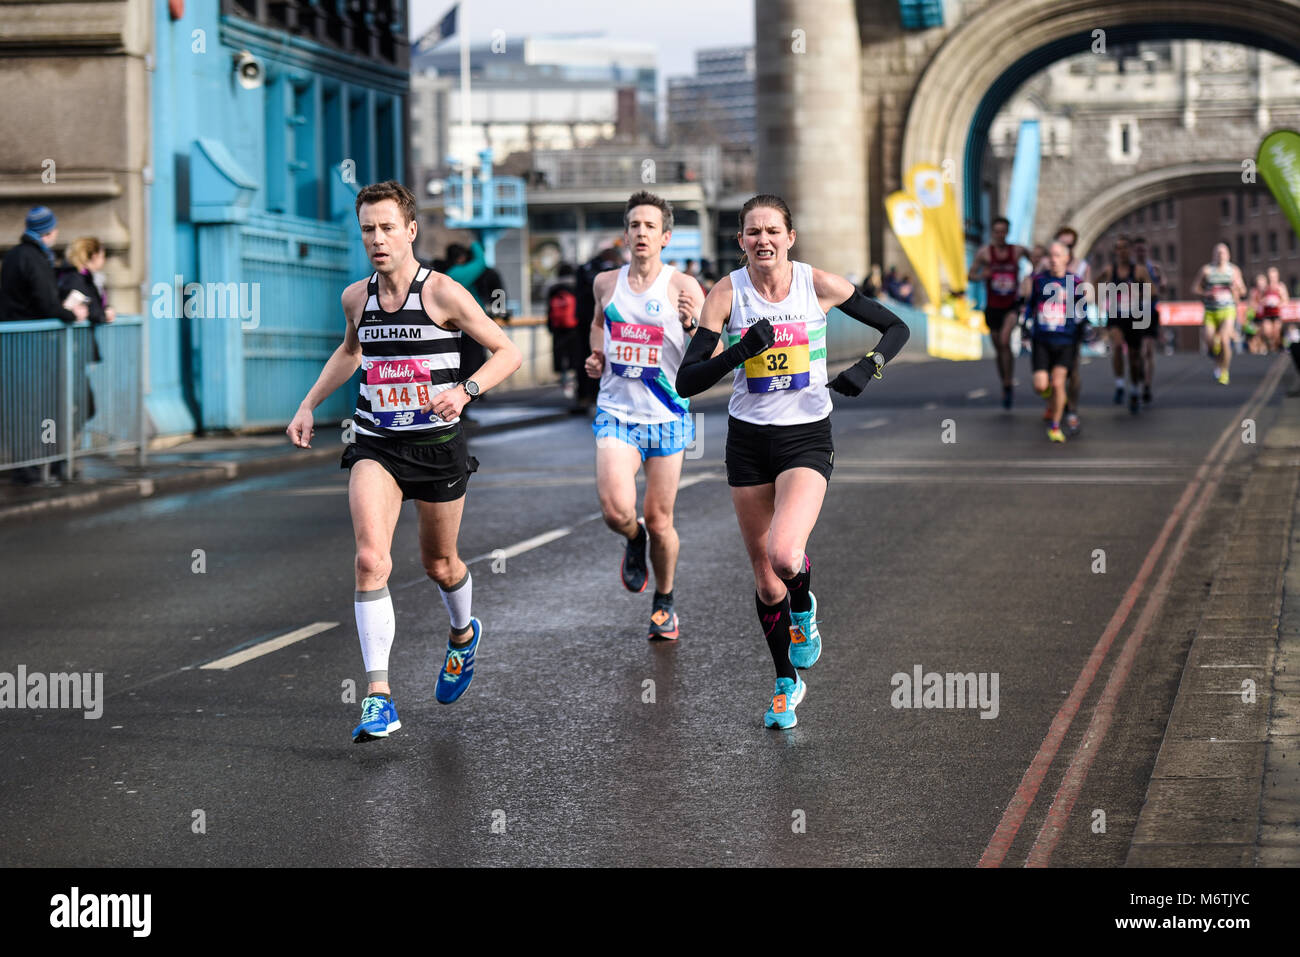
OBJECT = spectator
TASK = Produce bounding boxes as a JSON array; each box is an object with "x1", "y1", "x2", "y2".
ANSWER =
[
  {"x1": 0, "y1": 206, "x2": 88, "y2": 323},
  {"x1": 884, "y1": 266, "x2": 903, "y2": 301},
  {"x1": 896, "y1": 275, "x2": 915, "y2": 305},
  {"x1": 1, "y1": 207, "x2": 89, "y2": 484},
  {"x1": 57, "y1": 236, "x2": 115, "y2": 329},
  {"x1": 444, "y1": 240, "x2": 489, "y2": 383},
  {"x1": 571, "y1": 246, "x2": 622, "y2": 413},
  {"x1": 860, "y1": 264, "x2": 883, "y2": 298},
  {"x1": 56, "y1": 236, "x2": 115, "y2": 441},
  {"x1": 545, "y1": 263, "x2": 579, "y2": 397}
]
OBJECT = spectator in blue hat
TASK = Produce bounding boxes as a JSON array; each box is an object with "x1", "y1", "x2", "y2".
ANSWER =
[{"x1": 0, "y1": 206, "x2": 89, "y2": 323}]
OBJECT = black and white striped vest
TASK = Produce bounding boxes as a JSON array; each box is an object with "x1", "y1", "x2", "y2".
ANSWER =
[{"x1": 353, "y1": 266, "x2": 461, "y2": 439}]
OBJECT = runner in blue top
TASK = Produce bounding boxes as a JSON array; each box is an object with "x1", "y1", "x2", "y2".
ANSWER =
[{"x1": 1026, "y1": 241, "x2": 1090, "y2": 443}]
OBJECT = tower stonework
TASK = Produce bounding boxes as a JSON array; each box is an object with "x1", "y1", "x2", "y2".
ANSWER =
[{"x1": 753, "y1": 0, "x2": 866, "y2": 277}]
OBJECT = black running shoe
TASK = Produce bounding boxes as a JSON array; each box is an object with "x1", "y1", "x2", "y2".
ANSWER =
[
  {"x1": 1113, "y1": 386, "x2": 1124, "y2": 405},
  {"x1": 648, "y1": 596, "x2": 679, "y2": 641},
  {"x1": 1129, "y1": 392, "x2": 1140, "y2": 415},
  {"x1": 1002, "y1": 385, "x2": 1013, "y2": 410},
  {"x1": 1142, "y1": 385, "x2": 1152, "y2": 404},
  {"x1": 620, "y1": 521, "x2": 648, "y2": 593}
]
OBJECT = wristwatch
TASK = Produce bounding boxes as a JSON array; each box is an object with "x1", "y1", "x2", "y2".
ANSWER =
[
  {"x1": 463, "y1": 379, "x2": 481, "y2": 400},
  {"x1": 684, "y1": 315, "x2": 699, "y2": 331},
  {"x1": 866, "y1": 352, "x2": 885, "y2": 376}
]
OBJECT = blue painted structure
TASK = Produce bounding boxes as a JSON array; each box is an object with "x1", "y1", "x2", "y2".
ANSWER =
[
  {"x1": 443, "y1": 149, "x2": 527, "y2": 269},
  {"x1": 150, "y1": 2, "x2": 407, "y2": 432},
  {"x1": 898, "y1": 0, "x2": 945, "y2": 30}
]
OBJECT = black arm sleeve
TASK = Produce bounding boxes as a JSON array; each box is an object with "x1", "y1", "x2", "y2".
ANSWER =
[
  {"x1": 837, "y1": 291, "x2": 910, "y2": 363},
  {"x1": 675, "y1": 328, "x2": 758, "y2": 397}
]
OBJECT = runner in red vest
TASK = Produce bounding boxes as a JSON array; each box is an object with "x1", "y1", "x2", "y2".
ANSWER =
[{"x1": 968, "y1": 216, "x2": 1028, "y2": 409}]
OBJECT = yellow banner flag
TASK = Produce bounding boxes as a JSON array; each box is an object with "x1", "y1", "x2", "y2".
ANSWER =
[
  {"x1": 885, "y1": 191, "x2": 941, "y2": 307},
  {"x1": 908, "y1": 163, "x2": 966, "y2": 296}
]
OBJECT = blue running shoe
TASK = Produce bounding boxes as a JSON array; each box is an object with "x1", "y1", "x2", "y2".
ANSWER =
[
  {"x1": 763, "y1": 675, "x2": 806, "y2": 729},
  {"x1": 788, "y1": 592, "x2": 822, "y2": 670},
  {"x1": 352, "y1": 694, "x2": 400, "y2": 744},
  {"x1": 435, "y1": 618, "x2": 481, "y2": 704}
]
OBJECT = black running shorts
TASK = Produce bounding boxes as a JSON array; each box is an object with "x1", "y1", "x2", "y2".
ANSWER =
[
  {"x1": 1032, "y1": 339, "x2": 1077, "y2": 373},
  {"x1": 725, "y1": 415, "x2": 834, "y2": 487},
  {"x1": 986, "y1": 306, "x2": 1019, "y2": 338},
  {"x1": 341, "y1": 427, "x2": 479, "y2": 502}
]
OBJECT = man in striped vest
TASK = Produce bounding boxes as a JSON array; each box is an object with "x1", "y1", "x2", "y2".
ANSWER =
[{"x1": 287, "y1": 180, "x2": 522, "y2": 743}]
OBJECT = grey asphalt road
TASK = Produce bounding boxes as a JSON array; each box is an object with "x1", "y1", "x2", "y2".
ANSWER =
[{"x1": 0, "y1": 347, "x2": 1285, "y2": 866}]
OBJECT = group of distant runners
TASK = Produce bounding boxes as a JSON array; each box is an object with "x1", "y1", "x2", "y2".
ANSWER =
[
  {"x1": 970, "y1": 219, "x2": 1293, "y2": 442},
  {"x1": 287, "y1": 182, "x2": 908, "y2": 741}
]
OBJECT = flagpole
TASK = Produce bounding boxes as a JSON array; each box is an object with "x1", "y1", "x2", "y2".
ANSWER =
[{"x1": 459, "y1": 3, "x2": 473, "y2": 222}]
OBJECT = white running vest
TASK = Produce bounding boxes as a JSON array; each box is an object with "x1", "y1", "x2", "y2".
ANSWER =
[
  {"x1": 724, "y1": 261, "x2": 830, "y2": 425},
  {"x1": 598, "y1": 263, "x2": 691, "y2": 425}
]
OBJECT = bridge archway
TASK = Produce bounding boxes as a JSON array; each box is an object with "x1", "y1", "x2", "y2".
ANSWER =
[
  {"x1": 1067, "y1": 162, "x2": 1245, "y2": 255},
  {"x1": 900, "y1": 0, "x2": 1300, "y2": 231}
]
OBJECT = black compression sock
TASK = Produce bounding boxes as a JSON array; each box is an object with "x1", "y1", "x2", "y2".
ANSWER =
[
  {"x1": 781, "y1": 556, "x2": 811, "y2": 614},
  {"x1": 653, "y1": 590, "x2": 673, "y2": 607},
  {"x1": 756, "y1": 592, "x2": 796, "y2": 681}
]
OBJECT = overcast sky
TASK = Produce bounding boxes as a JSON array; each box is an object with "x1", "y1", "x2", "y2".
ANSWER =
[{"x1": 409, "y1": 0, "x2": 755, "y2": 86}]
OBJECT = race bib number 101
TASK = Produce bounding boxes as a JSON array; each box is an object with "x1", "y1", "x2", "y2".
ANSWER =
[{"x1": 609, "y1": 321, "x2": 664, "y2": 379}]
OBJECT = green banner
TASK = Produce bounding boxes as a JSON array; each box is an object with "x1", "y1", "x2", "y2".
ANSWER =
[{"x1": 1258, "y1": 130, "x2": 1300, "y2": 240}]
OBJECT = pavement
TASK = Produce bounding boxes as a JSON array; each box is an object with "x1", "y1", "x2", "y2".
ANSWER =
[{"x1": 3, "y1": 347, "x2": 1299, "y2": 866}]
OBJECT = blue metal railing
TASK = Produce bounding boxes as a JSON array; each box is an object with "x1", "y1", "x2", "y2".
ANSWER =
[
  {"x1": 238, "y1": 211, "x2": 358, "y2": 429},
  {"x1": 0, "y1": 316, "x2": 146, "y2": 474}
]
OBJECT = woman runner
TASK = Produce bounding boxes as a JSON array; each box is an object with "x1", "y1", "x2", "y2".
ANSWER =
[{"x1": 674, "y1": 194, "x2": 910, "y2": 728}]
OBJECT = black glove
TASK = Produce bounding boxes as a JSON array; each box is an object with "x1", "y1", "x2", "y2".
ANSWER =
[
  {"x1": 736, "y1": 318, "x2": 776, "y2": 360},
  {"x1": 827, "y1": 356, "x2": 879, "y2": 397}
]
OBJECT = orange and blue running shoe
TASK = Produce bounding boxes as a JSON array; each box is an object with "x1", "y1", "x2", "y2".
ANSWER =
[
  {"x1": 435, "y1": 618, "x2": 481, "y2": 704},
  {"x1": 788, "y1": 592, "x2": 822, "y2": 669},
  {"x1": 648, "y1": 595, "x2": 679, "y2": 641},
  {"x1": 764, "y1": 675, "x2": 806, "y2": 729}
]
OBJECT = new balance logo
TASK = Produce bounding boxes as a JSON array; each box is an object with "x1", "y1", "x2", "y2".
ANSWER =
[
  {"x1": 392, "y1": 411, "x2": 416, "y2": 426},
  {"x1": 767, "y1": 376, "x2": 793, "y2": 391}
]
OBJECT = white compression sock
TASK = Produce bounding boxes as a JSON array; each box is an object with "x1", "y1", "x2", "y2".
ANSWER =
[
  {"x1": 438, "y1": 571, "x2": 473, "y2": 633},
  {"x1": 355, "y1": 586, "x2": 395, "y2": 684}
]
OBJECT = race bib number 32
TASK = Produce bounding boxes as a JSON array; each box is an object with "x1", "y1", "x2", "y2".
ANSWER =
[{"x1": 744, "y1": 322, "x2": 810, "y2": 393}]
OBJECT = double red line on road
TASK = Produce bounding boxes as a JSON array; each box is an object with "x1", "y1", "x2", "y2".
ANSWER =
[{"x1": 978, "y1": 357, "x2": 1288, "y2": 868}]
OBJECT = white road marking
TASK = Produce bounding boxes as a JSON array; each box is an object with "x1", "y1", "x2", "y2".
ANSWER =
[
  {"x1": 832, "y1": 458, "x2": 1181, "y2": 469},
  {"x1": 463, "y1": 473, "x2": 721, "y2": 566},
  {"x1": 850, "y1": 418, "x2": 890, "y2": 431},
  {"x1": 827, "y1": 474, "x2": 1184, "y2": 485},
  {"x1": 966, "y1": 388, "x2": 989, "y2": 399},
  {"x1": 200, "y1": 622, "x2": 338, "y2": 671}
]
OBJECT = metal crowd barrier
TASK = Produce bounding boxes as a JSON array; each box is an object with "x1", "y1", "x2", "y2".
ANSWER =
[{"x1": 0, "y1": 316, "x2": 146, "y2": 476}]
